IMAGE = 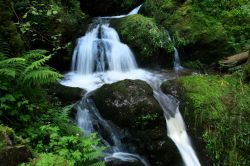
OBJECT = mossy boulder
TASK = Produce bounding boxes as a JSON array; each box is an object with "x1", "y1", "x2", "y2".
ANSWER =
[
  {"x1": 113, "y1": 14, "x2": 173, "y2": 67},
  {"x1": 0, "y1": 125, "x2": 32, "y2": 166},
  {"x1": 92, "y1": 79, "x2": 163, "y2": 129},
  {"x1": 79, "y1": 0, "x2": 144, "y2": 17},
  {"x1": 92, "y1": 79, "x2": 182, "y2": 165},
  {"x1": 161, "y1": 74, "x2": 250, "y2": 165}
]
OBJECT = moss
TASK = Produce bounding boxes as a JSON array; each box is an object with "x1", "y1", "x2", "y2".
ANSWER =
[
  {"x1": 114, "y1": 14, "x2": 173, "y2": 67},
  {"x1": 142, "y1": 0, "x2": 249, "y2": 66},
  {"x1": 0, "y1": 125, "x2": 25, "y2": 152},
  {"x1": 163, "y1": 74, "x2": 250, "y2": 165}
]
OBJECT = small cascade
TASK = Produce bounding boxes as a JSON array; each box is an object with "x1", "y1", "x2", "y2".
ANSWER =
[
  {"x1": 153, "y1": 90, "x2": 201, "y2": 166},
  {"x1": 76, "y1": 94, "x2": 150, "y2": 165},
  {"x1": 166, "y1": 31, "x2": 184, "y2": 71}
]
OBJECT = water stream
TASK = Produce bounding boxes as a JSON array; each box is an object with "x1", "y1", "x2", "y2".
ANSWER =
[{"x1": 61, "y1": 5, "x2": 200, "y2": 166}]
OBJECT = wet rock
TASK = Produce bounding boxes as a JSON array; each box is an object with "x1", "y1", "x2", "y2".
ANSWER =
[
  {"x1": 50, "y1": 83, "x2": 83, "y2": 104},
  {"x1": 92, "y1": 79, "x2": 182, "y2": 165}
]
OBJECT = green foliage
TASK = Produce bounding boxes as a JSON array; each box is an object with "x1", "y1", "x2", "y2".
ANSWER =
[
  {"x1": 175, "y1": 73, "x2": 250, "y2": 165},
  {"x1": 13, "y1": 0, "x2": 86, "y2": 54},
  {"x1": 0, "y1": 49, "x2": 62, "y2": 124},
  {"x1": 143, "y1": 0, "x2": 250, "y2": 64},
  {"x1": 26, "y1": 125, "x2": 104, "y2": 166},
  {"x1": 24, "y1": 153, "x2": 74, "y2": 166},
  {"x1": 0, "y1": 125, "x2": 26, "y2": 152},
  {"x1": 0, "y1": 0, "x2": 25, "y2": 55}
]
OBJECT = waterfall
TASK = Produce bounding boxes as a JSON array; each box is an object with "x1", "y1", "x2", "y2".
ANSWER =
[
  {"x1": 71, "y1": 21, "x2": 137, "y2": 75},
  {"x1": 153, "y1": 91, "x2": 201, "y2": 166},
  {"x1": 166, "y1": 31, "x2": 184, "y2": 71},
  {"x1": 61, "y1": 4, "x2": 200, "y2": 166}
]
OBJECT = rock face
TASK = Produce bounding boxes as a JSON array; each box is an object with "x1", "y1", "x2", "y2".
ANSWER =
[
  {"x1": 92, "y1": 79, "x2": 182, "y2": 165},
  {"x1": 113, "y1": 14, "x2": 173, "y2": 67},
  {"x1": 50, "y1": 83, "x2": 83, "y2": 104},
  {"x1": 79, "y1": 0, "x2": 144, "y2": 16},
  {"x1": 0, "y1": 125, "x2": 32, "y2": 166}
]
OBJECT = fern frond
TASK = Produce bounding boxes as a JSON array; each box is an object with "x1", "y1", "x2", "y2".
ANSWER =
[
  {"x1": 0, "y1": 58, "x2": 26, "y2": 66},
  {"x1": 23, "y1": 49, "x2": 48, "y2": 61},
  {"x1": 21, "y1": 68, "x2": 63, "y2": 86},
  {"x1": 84, "y1": 151, "x2": 104, "y2": 161},
  {"x1": 0, "y1": 68, "x2": 16, "y2": 78},
  {"x1": 0, "y1": 38, "x2": 12, "y2": 57},
  {"x1": 24, "y1": 55, "x2": 51, "y2": 73},
  {"x1": 90, "y1": 161, "x2": 105, "y2": 166}
]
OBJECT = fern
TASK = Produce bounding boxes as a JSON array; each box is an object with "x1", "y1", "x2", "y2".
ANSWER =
[
  {"x1": 0, "y1": 68, "x2": 16, "y2": 78},
  {"x1": 0, "y1": 38, "x2": 12, "y2": 57},
  {"x1": 21, "y1": 68, "x2": 62, "y2": 86},
  {"x1": 24, "y1": 55, "x2": 51, "y2": 73},
  {"x1": 0, "y1": 49, "x2": 63, "y2": 89},
  {"x1": 22, "y1": 49, "x2": 48, "y2": 61}
]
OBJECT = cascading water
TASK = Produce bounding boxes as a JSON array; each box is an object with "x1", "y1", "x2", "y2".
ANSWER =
[
  {"x1": 166, "y1": 31, "x2": 184, "y2": 71},
  {"x1": 61, "y1": 4, "x2": 200, "y2": 166}
]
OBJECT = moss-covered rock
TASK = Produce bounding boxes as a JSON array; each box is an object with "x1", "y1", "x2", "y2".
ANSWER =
[
  {"x1": 80, "y1": 0, "x2": 144, "y2": 16},
  {"x1": 142, "y1": 0, "x2": 250, "y2": 67},
  {"x1": 162, "y1": 74, "x2": 250, "y2": 165},
  {"x1": 113, "y1": 14, "x2": 173, "y2": 67},
  {"x1": 92, "y1": 79, "x2": 182, "y2": 165},
  {"x1": 92, "y1": 79, "x2": 163, "y2": 129},
  {"x1": 0, "y1": 125, "x2": 32, "y2": 166}
]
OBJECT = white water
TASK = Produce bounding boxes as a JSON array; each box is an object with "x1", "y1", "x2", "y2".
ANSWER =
[
  {"x1": 101, "y1": 4, "x2": 143, "y2": 19},
  {"x1": 153, "y1": 91, "x2": 201, "y2": 166},
  {"x1": 61, "y1": 4, "x2": 200, "y2": 166},
  {"x1": 166, "y1": 31, "x2": 184, "y2": 71}
]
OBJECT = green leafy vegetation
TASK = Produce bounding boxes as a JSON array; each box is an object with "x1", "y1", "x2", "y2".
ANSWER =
[{"x1": 167, "y1": 73, "x2": 250, "y2": 165}]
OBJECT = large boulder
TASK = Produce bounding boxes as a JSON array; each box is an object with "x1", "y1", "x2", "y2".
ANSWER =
[
  {"x1": 79, "y1": 0, "x2": 144, "y2": 17},
  {"x1": 92, "y1": 79, "x2": 182, "y2": 165},
  {"x1": 113, "y1": 14, "x2": 173, "y2": 67},
  {"x1": 0, "y1": 125, "x2": 32, "y2": 166}
]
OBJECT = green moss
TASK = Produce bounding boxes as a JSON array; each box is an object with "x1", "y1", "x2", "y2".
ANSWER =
[
  {"x1": 169, "y1": 74, "x2": 250, "y2": 165},
  {"x1": 26, "y1": 153, "x2": 73, "y2": 166},
  {"x1": 0, "y1": 125, "x2": 25, "y2": 152},
  {"x1": 142, "y1": 0, "x2": 250, "y2": 65},
  {"x1": 114, "y1": 14, "x2": 173, "y2": 66}
]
